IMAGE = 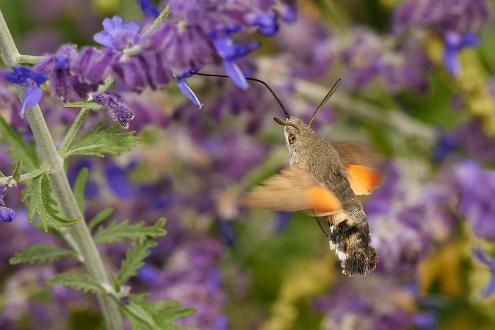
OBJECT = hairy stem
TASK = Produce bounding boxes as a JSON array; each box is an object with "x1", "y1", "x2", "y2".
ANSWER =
[{"x1": 0, "y1": 10, "x2": 123, "y2": 330}]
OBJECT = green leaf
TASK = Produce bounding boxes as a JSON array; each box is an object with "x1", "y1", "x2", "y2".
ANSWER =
[
  {"x1": 12, "y1": 160, "x2": 22, "y2": 182},
  {"x1": 88, "y1": 208, "x2": 113, "y2": 230},
  {"x1": 0, "y1": 116, "x2": 39, "y2": 170},
  {"x1": 9, "y1": 244, "x2": 75, "y2": 265},
  {"x1": 74, "y1": 168, "x2": 89, "y2": 212},
  {"x1": 117, "y1": 239, "x2": 157, "y2": 284},
  {"x1": 94, "y1": 218, "x2": 166, "y2": 244},
  {"x1": 122, "y1": 302, "x2": 158, "y2": 329},
  {"x1": 48, "y1": 272, "x2": 105, "y2": 295},
  {"x1": 22, "y1": 175, "x2": 80, "y2": 231},
  {"x1": 126, "y1": 295, "x2": 198, "y2": 330},
  {"x1": 64, "y1": 124, "x2": 139, "y2": 158}
]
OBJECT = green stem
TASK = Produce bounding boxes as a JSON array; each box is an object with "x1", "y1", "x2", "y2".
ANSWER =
[
  {"x1": 59, "y1": 75, "x2": 113, "y2": 156},
  {"x1": 144, "y1": 4, "x2": 170, "y2": 35},
  {"x1": 58, "y1": 107, "x2": 91, "y2": 156},
  {"x1": 16, "y1": 54, "x2": 46, "y2": 65},
  {"x1": 0, "y1": 167, "x2": 48, "y2": 186},
  {"x1": 0, "y1": 10, "x2": 124, "y2": 330}
]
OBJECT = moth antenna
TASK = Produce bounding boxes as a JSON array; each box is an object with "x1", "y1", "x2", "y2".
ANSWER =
[
  {"x1": 190, "y1": 71, "x2": 290, "y2": 119},
  {"x1": 308, "y1": 78, "x2": 342, "y2": 128}
]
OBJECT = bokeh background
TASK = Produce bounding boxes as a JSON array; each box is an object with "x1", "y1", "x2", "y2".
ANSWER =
[{"x1": 1, "y1": 0, "x2": 495, "y2": 329}]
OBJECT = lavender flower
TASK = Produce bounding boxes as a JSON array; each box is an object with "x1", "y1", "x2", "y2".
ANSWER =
[
  {"x1": 93, "y1": 16, "x2": 141, "y2": 51},
  {"x1": 314, "y1": 276, "x2": 420, "y2": 330},
  {"x1": 453, "y1": 119, "x2": 495, "y2": 164},
  {"x1": 92, "y1": 92, "x2": 135, "y2": 128},
  {"x1": 393, "y1": 0, "x2": 490, "y2": 74},
  {"x1": 393, "y1": 0, "x2": 491, "y2": 36},
  {"x1": 71, "y1": 47, "x2": 119, "y2": 85},
  {"x1": 4, "y1": 66, "x2": 47, "y2": 114},
  {"x1": 473, "y1": 247, "x2": 495, "y2": 297},
  {"x1": 448, "y1": 161, "x2": 495, "y2": 240},
  {"x1": 151, "y1": 239, "x2": 227, "y2": 330},
  {"x1": 34, "y1": 44, "x2": 91, "y2": 101}
]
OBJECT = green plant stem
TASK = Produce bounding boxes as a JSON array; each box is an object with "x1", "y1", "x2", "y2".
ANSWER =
[
  {"x1": 59, "y1": 107, "x2": 91, "y2": 156},
  {"x1": 0, "y1": 167, "x2": 48, "y2": 186},
  {"x1": 0, "y1": 10, "x2": 123, "y2": 330},
  {"x1": 144, "y1": 4, "x2": 170, "y2": 35},
  {"x1": 16, "y1": 54, "x2": 45, "y2": 65}
]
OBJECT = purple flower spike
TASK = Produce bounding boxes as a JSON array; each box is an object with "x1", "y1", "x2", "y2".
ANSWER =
[
  {"x1": 92, "y1": 92, "x2": 135, "y2": 128},
  {"x1": 473, "y1": 247, "x2": 495, "y2": 297},
  {"x1": 0, "y1": 206, "x2": 15, "y2": 223},
  {"x1": 176, "y1": 72, "x2": 202, "y2": 108},
  {"x1": 245, "y1": 11, "x2": 279, "y2": 35},
  {"x1": 443, "y1": 32, "x2": 480, "y2": 75},
  {"x1": 4, "y1": 66, "x2": 47, "y2": 115},
  {"x1": 94, "y1": 16, "x2": 140, "y2": 50}
]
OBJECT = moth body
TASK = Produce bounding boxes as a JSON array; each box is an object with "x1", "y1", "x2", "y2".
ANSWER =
[{"x1": 281, "y1": 117, "x2": 376, "y2": 276}]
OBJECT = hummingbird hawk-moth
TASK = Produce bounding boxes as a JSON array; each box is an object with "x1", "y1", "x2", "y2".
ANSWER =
[{"x1": 192, "y1": 73, "x2": 381, "y2": 276}]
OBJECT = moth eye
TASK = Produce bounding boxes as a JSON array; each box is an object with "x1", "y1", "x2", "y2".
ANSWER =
[{"x1": 288, "y1": 133, "x2": 296, "y2": 145}]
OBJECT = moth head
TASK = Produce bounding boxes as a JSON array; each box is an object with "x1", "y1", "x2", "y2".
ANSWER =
[{"x1": 273, "y1": 116, "x2": 313, "y2": 148}]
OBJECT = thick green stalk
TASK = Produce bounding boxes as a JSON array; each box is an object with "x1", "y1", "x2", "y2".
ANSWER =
[{"x1": 0, "y1": 10, "x2": 123, "y2": 330}]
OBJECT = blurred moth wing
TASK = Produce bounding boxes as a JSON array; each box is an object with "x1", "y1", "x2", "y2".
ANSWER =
[{"x1": 241, "y1": 164, "x2": 342, "y2": 213}]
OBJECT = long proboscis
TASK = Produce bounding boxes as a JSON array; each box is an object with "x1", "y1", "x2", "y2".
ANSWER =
[
  {"x1": 190, "y1": 72, "x2": 290, "y2": 119},
  {"x1": 308, "y1": 78, "x2": 342, "y2": 128}
]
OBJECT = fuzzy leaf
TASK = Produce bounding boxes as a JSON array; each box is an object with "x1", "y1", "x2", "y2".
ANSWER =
[
  {"x1": 94, "y1": 218, "x2": 166, "y2": 244},
  {"x1": 10, "y1": 244, "x2": 75, "y2": 265},
  {"x1": 117, "y1": 239, "x2": 157, "y2": 284},
  {"x1": 12, "y1": 160, "x2": 22, "y2": 182},
  {"x1": 65, "y1": 124, "x2": 139, "y2": 158},
  {"x1": 22, "y1": 175, "x2": 80, "y2": 231},
  {"x1": 48, "y1": 272, "x2": 105, "y2": 294},
  {"x1": 123, "y1": 302, "x2": 158, "y2": 329},
  {"x1": 0, "y1": 117, "x2": 39, "y2": 170},
  {"x1": 74, "y1": 167, "x2": 89, "y2": 212},
  {"x1": 88, "y1": 208, "x2": 113, "y2": 230},
  {"x1": 126, "y1": 295, "x2": 198, "y2": 330}
]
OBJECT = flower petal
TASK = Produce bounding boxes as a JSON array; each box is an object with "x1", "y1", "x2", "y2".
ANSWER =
[
  {"x1": 223, "y1": 60, "x2": 248, "y2": 89},
  {"x1": 176, "y1": 75, "x2": 202, "y2": 108},
  {"x1": 443, "y1": 48, "x2": 460, "y2": 76},
  {"x1": 21, "y1": 86, "x2": 43, "y2": 114}
]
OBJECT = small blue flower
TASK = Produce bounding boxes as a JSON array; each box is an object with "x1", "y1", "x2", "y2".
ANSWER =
[
  {"x1": 245, "y1": 11, "x2": 279, "y2": 36},
  {"x1": 0, "y1": 206, "x2": 15, "y2": 223},
  {"x1": 104, "y1": 164, "x2": 133, "y2": 199},
  {"x1": 93, "y1": 16, "x2": 141, "y2": 50},
  {"x1": 137, "y1": 0, "x2": 160, "y2": 18},
  {"x1": 211, "y1": 32, "x2": 260, "y2": 89},
  {"x1": 4, "y1": 66, "x2": 47, "y2": 115},
  {"x1": 176, "y1": 70, "x2": 202, "y2": 108},
  {"x1": 473, "y1": 247, "x2": 495, "y2": 297},
  {"x1": 443, "y1": 32, "x2": 480, "y2": 76}
]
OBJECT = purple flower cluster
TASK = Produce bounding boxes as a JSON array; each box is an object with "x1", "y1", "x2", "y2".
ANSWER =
[
  {"x1": 447, "y1": 160, "x2": 495, "y2": 240},
  {"x1": 148, "y1": 239, "x2": 227, "y2": 330},
  {"x1": 364, "y1": 163, "x2": 452, "y2": 275},
  {"x1": 394, "y1": 0, "x2": 490, "y2": 75},
  {"x1": 313, "y1": 276, "x2": 427, "y2": 330}
]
